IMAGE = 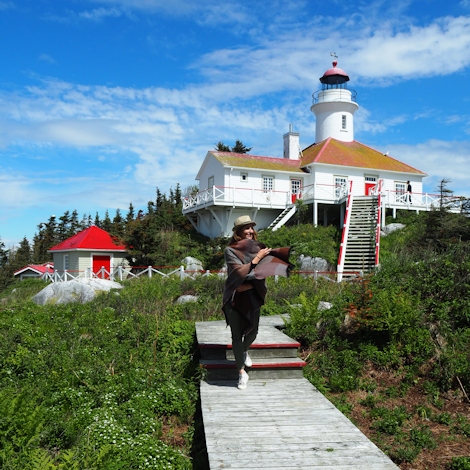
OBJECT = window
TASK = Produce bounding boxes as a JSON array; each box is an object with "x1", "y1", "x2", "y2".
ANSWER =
[
  {"x1": 208, "y1": 176, "x2": 214, "y2": 189},
  {"x1": 395, "y1": 182, "x2": 406, "y2": 203},
  {"x1": 240, "y1": 172, "x2": 248, "y2": 182},
  {"x1": 335, "y1": 176, "x2": 347, "y2": 198},
  {"x1": 341, "y1": 115, "x2": 347, "y2": 130},
  {"x1": 291, "y1": 179, "x2": 301, "y2": 195},
  {"x1": 64, "y1": 254, "x2": 69, "y2": 271},
  {"x1": 263, "y1": 176, "x2": 274, "y2": 193}
]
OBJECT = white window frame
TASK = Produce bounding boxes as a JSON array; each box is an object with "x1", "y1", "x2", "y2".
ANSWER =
[
  {"x1": 341, "y1": 115, "x2": 347, "y2": 130},
  {"x1": 63, "y1": 254, "x2": 69, "y2": 271},
  {"x1": 262, "y1": 175, "x2": 274, "y2": 193},
  {"x1": 334, "y1": 176, "x2": 348, "y2": 198},
  {"x1": 291, "y1": 179, "x2": 302, "y2": 195},
  {"x1": 208, "y1": 176, "x2": 214, "y2": 189},
  {"x1": 395, "y1": 182, "x2": 406, "y2": 203},
  {"x1": 240, "y1": 172, "x2": 248, "y2": 182}
]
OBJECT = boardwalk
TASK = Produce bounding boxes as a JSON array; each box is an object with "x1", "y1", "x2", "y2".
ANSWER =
[{"x1": 197, "y1": 316, "x2": 399, "y2": 469}]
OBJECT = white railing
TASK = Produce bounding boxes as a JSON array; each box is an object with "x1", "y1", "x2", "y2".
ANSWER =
[
  {"x1": 183, "y1": 183, "x2": 349, "y2": 212},
  {"x1": 40, "y1": 265, "x2": 218, "y2": 283},
  {"x1": 183, "y1": 186, "x2": 293, "y2": 211},
  {"x1": 371, "y1": 187, "x2": 466, "y2": 212},
  {"x1": 40, "y1": 266, "x2": 362, "y2": 284},
  {"x1": 337, "y1": 180, "x2": 354, "y2": 283}
]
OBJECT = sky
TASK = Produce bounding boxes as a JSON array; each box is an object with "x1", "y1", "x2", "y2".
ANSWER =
[{"x1": 1, "y1": 0, "x2": 470, "y2": 248}]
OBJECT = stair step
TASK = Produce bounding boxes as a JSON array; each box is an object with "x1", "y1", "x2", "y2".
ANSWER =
[
  {"x1": 200, "y1": 357, "x2": 306, "y2": 380},
  {"x1": 197, "y1": 317, "x2": 304, "y2": 380}
]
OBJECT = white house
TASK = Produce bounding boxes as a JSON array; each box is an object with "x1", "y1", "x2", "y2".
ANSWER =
[{"x1": 183, "y1": 60, "x2": 430, "y2": 239}]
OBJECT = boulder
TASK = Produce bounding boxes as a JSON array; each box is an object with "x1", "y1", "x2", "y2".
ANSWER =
[
  {"x1": 182, "y1": 256, "x2": 204, "y2": 274},
  {"x1": 382, "y1": 223, "x2": 405, "y2": 235},
  {"x1": 297, "y1": 255, "x2": 329, "y2": 275},
  {"x1": 176, "y1": 295, "x2": 199, "y2": 304},
  {"x1": 32, "y1": 278, "x2": 123, "y2": 306}
]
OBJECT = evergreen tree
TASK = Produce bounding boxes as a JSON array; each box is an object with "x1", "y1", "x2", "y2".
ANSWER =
[
  {"x1": 57, "y1": 211, "x2": 71, "y2": 241},
  {"x1": 215, "y1": 140, "x2": 252, "y2": 153},
  {"x1": 0, "y1": 238, "x2": 8, "y2": 269},
  {"x1": 231, "y1": 140, "x2": 252, "y2": 154},
  {"x1": 112, "y1": 208, "x2": 126, "y2": 238},
  {"x1": 126, "y1": 203, "x2": 135, "y2": 222},
  {"x1": 101, "y1": 210, "x2": 113, "y2": 233},
  {"x1": 70, "y1": 210, "x2": 81, "y2": 235},
  {"x1": 32, "y1": 216, "x2": 57, "y2": 263},
  {"x1": 94, "y1": 212, "x2": 101, "y2": 227},
  {"x1": 215, "y1": 141, "x2": 231, "y2": 152},
  {"x1": 12, "y1": 237, "x2": 32, "y2": 270}
]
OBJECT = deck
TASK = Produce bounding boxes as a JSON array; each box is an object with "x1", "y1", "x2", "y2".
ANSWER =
[{"x1": 197, "y1": 316, "x2": 399, "y2": 469}]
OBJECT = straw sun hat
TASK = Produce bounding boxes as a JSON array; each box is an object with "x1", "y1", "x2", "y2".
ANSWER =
[{"x1": 232, "y1": 215, "x2": 256, "y2": 231}]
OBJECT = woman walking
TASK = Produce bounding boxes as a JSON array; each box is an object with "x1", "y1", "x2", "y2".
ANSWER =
[{"x1": 222, "y1": 215, "x2": 292, "y2": 390}]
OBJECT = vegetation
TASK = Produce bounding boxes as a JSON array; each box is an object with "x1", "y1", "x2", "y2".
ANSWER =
[
  {"x1": 1, "y1": 181, "x2": 470, "y2": 469},
  {"x1": 214, "y1": 140, "x2": 252, "y2": 153}
]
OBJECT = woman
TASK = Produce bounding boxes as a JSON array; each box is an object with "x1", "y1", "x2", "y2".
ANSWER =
[{"x1": 222, "y1": 215, "x2": 292, "y2": 390}]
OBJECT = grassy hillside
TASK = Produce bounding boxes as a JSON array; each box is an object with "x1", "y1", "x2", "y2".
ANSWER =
[{"x1": 1, "y1": 215, "x2": 470, "y2": 469}]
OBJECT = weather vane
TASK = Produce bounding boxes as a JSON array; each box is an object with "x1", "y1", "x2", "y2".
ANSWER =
[{"x1": 330, "y1": 52, "x2": 338, "y2": 59}]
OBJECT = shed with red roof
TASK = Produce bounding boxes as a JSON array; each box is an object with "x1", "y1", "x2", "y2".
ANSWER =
[
  {"x1": 48, "y1": 226, "x2": 128, "y2": 278},
  {"x1": 14, "y1": 263, "x2": 54, "y2": 281}
]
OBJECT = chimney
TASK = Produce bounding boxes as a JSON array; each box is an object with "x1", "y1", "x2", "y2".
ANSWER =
[{"x1": 283, "y1": 124, "x2": 300, "y2": 160}]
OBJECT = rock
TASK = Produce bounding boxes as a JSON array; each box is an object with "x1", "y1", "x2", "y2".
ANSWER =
[
  {"x1": 182, "y1": 256, "x2": 204, "y2": 274},
  {"x1": 318, "y1": 301, "x2": 333, "y2": 311},
  {"x1": 32, "y1": 278, "x2": 123, "y2": 306},
  {"x1": 382, "y1": 223, "x2": 405, "y2": 235},
  {"x1": 176, "y1": 295, "x2": 199, "y2": 304},
  {"x1": 297, "y1": 255, "x2": 329, "y2": 275}
]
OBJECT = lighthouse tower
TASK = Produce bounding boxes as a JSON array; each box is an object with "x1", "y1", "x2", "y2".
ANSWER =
[{"x1": 310, "y1": 61, "x2": 358, "y2": 143}]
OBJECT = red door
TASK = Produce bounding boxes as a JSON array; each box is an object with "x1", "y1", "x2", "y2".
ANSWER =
[
  {"x1": 93, "y1": 255, "x2": 111, "y2": 279},
  {"x1": 365, "y1": 182, "x2": 375, "y2": 195}
]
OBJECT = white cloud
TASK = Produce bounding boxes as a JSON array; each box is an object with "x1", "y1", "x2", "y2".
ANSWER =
[
  {"x1": 387, "y1": 140, "x2": 470, "y2": 197},
  {"x1": 38, "y1": 54, "x2": 56, "y2": 64},
  {"x1": 78, "y1": 7, "x2": 122, "y2": 21}
]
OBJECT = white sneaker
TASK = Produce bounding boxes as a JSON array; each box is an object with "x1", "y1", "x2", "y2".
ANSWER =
[
  {"x1": 238, "y1": 372, "x2": 249, "y2": 390},
  {"x1": 244, "y1": 352, "x2": 253, "y2": 368}
]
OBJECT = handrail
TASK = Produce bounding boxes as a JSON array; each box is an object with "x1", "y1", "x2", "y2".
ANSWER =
[
  {"x1": 40, "y1": 266, "x2": 362, "y2": 284},
  {"x1": 183, "y1": 182, "x2": 350, "y2": 211},
  {"x1": 374, "y1": 179, "x2": 383, "y2": 267},
  {"x1": 337, "y1": 180, "x2": 353, "y2": 282}
]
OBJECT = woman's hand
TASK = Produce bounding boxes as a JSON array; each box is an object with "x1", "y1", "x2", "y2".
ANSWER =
[{"x1": 252, "y1": 248, "x2": 272, "y2": 265}]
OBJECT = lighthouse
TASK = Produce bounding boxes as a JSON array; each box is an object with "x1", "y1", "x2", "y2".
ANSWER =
[{"x1": 310, "y1": 60, "x2": 359, "y2": 143}]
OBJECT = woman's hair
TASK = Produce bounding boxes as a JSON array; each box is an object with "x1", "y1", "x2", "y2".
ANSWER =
[{"x1": 229, "y1": 225, "x2": 258, "y2": 244}]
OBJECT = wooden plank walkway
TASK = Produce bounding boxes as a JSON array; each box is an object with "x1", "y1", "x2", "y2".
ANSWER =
[{"x1": 198, "y1": 317, "x2": 399, "y2": 469}]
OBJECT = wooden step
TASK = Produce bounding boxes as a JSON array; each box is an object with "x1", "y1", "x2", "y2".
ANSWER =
[
  {"x1": 200, "y1": 357, "x2": 306, "y2": 380},
  {"x1": 196, "y1": 316, "x2": 305, "y2": 380}
]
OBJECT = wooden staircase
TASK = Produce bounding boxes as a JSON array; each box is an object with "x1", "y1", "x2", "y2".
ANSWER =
[
  {"x1": 341, "y1": 195, "x2": 379, "y2": 278},
  {"x1": 196, "y1": 317, "x2": 305, "y2": 381},
  {"x1": 265, "y1": 205, "x2": 297, "y2": 231}
]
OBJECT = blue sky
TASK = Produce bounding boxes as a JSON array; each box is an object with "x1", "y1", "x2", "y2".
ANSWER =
[{"x1": 1, "y1": 0, "x2": 470, "y2": 247}]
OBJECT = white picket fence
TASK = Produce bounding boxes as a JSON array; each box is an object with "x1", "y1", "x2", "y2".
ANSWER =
[{"x1": 40, "y1": 265, "x2": 362, "y2": 283}]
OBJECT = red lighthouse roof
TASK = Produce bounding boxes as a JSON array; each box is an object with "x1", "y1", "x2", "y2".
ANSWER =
[
  {"x1": 320, "y1": 60, "x2": 350, "y2": 85},
  {"x1": 48, "y1": 226, "x2": 126, "y2": 252}
]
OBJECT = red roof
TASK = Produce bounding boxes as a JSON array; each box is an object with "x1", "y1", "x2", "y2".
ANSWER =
[
  {"x1": 300, "y1": 138, "x2": 426, "y2": 175},
  {"x1": 212, "y1": 151, "x2": 304, "y2": 173},
  {"x1": 14, "y1": 263, "x2": 54, "y2": 276},
  {"x1": 48, "y1": 226, "x2": 127, "y2": 252}
]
